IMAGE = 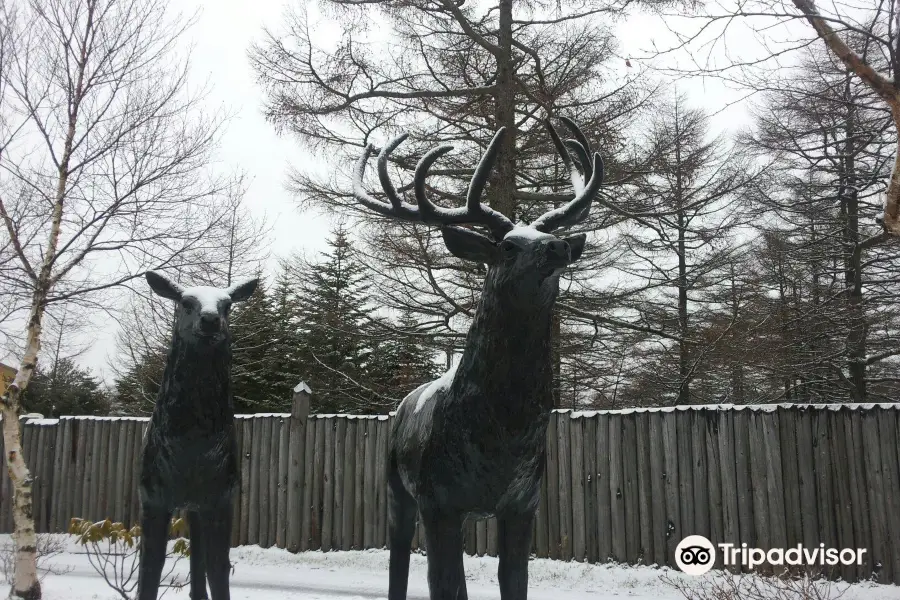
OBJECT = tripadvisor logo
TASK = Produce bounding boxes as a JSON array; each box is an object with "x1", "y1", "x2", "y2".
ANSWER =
[
  {"x1": 675, "y1": 535, "x2": 868, "y2": 575},
  {"x1": 676, "y1": 535, "x2": 716, "y2": 575}
]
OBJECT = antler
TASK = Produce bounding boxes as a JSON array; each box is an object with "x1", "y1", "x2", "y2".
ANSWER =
[
  {"x1": 353, "y1": 128, "x2": 515, "y2": 240},
  {"x1": 530, "y1": 117, "x2": 604, "y2": 233}
]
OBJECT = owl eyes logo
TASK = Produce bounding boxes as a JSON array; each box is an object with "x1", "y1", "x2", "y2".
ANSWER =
[
  {"x1": 675, "y1": 535, "x2": 716, "y2": 575},
  {"x1": 680, "y1": 546, "x2": 712, "y2": 565}
]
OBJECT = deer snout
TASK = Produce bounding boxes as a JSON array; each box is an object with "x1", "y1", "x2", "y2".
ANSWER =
[
  {"x1": 199, "y1": 312, "x2": 221, "y2": 333},
  {"x1": 545, "y1": 239, "x2": 571, "y2": 262}
]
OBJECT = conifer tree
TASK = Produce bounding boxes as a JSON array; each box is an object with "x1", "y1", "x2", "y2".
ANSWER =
[
  {"x1": 230, "y1": 278, "x2": 280, "y2": 412},
  {"x1": 744, "y1": 46, "x2": 900, "y2": 402},
  {"x1": 264, "y1": 264, "x2": 307, "y2": 406},
  {"x1": 620, "y1": 95, "x2": 761, "y2": 405},
  {"x1": 293, "y1": 225, "x2": 376, "y2": 413},
  {"x1": 22, "y1": 359, "x2": 109, "y2": 417},
  {"x1": 366, "y1": 311, "x2": 441, "y2": 411}
]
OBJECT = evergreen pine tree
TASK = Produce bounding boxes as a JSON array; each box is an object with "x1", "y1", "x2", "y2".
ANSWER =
[
  {"x1": 367, "y1": 312, "x2": 441, "y2": 411},
  {"x1": 294, "y1": 225, "x2": 376, "y2": 413},
  {"x1": 264, "y1": 264, "x2": 307, "y2": 407},
  {"x1": 23, "y1": 359, "x2": 110, "y2": 416},
  {"x1": 230, "y1": 277, "x2": 281, "y2": 412}
]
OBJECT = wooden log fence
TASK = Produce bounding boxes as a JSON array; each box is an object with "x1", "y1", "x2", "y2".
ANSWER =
[{"x1": 3, "y1": 398, "x2": 900, "y2": 583}]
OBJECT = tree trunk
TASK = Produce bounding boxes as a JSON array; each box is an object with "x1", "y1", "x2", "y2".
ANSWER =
[
  {"x1": 1, "y1": 38, "x2": 79, "y2": 592},
  {"x1": 808, "y1": 216, "x2": 821, "y2": 400},
  {"x1": 674, "y1": 105, "x2": 690, "y2": 405},
  {"x1": 728, "y1": 267, "x2": 745, "y2": 404},
  {"x1": 845, "y1": 280, "x2": 867, "y2": 401},
  {"x1": 551, "y1": 310, "x2": 561, "y2": 407},
  {"x1": 677, "y1": 211, "x2": 689, "y2": 405},
  {"x1": 730, "y1": 364, "x2": 745, "y2": 404},
  {"x1": 2, "y1": 298, "x2": 46, "y2": 600},
  {"x1": 492, "y1": 0, "x2": 516, "y2": 219},
  {"x1": 840, "y1": 76, "x2": 867, "y2": 402},
  {"x1": 791, "y1": 0, "x2": 900, "y2": 234},
  {"x1": 776, "y1": 264, "x2": 793, "y2": 402}
]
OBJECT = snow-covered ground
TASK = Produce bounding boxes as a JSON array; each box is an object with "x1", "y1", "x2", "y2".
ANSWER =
[{"x1": 21, "y1": 535, "x2": 900, "y2": 599}]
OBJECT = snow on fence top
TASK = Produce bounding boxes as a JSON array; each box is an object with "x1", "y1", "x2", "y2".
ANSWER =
[
  {"x1": 12, "y1": 401, "x2": 900, "y2": 425},
  {"x1": 15, "y1": 413, "x2": 394, "y2": 424},
  {"x1": 557, "y1": 401, "x2": 900, "y2": 418}
]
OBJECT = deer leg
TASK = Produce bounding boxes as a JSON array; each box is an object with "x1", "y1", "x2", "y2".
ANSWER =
[
  {"x1": 187, "y1": 510, "x2": 208, "y2": 599},
  {"x1": 421, "y1": 511, "x2": 466, "y2": 600},
  {"x1": 498, "y1": 511, "x2": 536, "y2": 600},
  {"x1": 137, "y1": 505, "x2": 171, "y2": 600},
  {"x1": 204, "y1": 504, "x2": 233, "y2": 600},
  {"x1": 453, "y1": 531, "x2": 468, "y2": 600},
  {"x1": 388, "y1": 461, "x2": 417, "y2": 600}
]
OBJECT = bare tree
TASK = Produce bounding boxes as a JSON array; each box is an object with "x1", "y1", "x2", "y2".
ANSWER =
[
  {"x1": 111, "y1": 188, "x2": 271, "y2": 415},
  {"x1": 615, "y1": 94, "x2": 762, "y2": 404},
  {"x1": 250, "y1": 0, "x2": 674, "y2": 405},
  {"x1": 641, "y1": 0, "x2": 900, "y2": 402},
  {"x1": 655, "y1": 0, "x2": 900, "y2": 240},
  {"x1": 741, "y1": 45, "x2": 900, "y2": 402},
  {"x1": 788, "y1": 0, "x2": 900, "y2": 237},
  {"x1": 0, "y1": 0, "x2": 233, "y2": 595},
  {"x1": 250, "y1": 0, "x2": 650, "y2": 217}
]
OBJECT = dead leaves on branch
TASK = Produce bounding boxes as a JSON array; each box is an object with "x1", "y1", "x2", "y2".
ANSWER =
[{"x1": 68, "y1": 517, "x2": 190, "y2": 557}]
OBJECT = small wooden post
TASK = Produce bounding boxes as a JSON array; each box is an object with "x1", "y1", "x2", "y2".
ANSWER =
[{"x1": 287, "y1": 382, "x2": 311, "y2": 552}]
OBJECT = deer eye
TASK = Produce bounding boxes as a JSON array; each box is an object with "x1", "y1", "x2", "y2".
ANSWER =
[
  {"x1": 500, "y1": 241, "x2": 519, "y2": 259},
  {"x1": 180, "y1": 299, "x2": 194, "y2": 312}
]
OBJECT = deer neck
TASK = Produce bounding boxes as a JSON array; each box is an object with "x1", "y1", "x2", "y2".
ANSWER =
[
  {"x1": 156, "y1": 334, "x2": 234, "y2": 429},
  {"x1": 453, "y1": 284, "x2": 556, "y2": 417}
]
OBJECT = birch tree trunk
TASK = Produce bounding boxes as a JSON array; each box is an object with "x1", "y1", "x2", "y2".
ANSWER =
[
  {"x1": 0, "y1": 164, "x2": 67, "y2": 600},
  {"x1": 0, "y1": 1, "x2": 232, "y2": 594},
  {"x1": 0, "y1": 27, "x2": 77, "y2": 592},
  {"x1": 2, "y1": 304, "x2": 44, "y2": 600}
]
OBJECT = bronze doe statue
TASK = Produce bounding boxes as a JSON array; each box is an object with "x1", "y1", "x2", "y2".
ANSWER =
[{"x1": 138, "y1": 272, "x2": 258, "y2": 600}]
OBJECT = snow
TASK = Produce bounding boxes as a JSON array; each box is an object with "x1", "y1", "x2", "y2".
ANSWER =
[
  {"x1": 181, "y1": 285, "x2": 231, "y2": 313},
  {"x1": 560, "y1": 402, "x2": 900, "y2": 418},
  {"x1": 309, "y1": 414, "x2": 389, "y2": 420},
  {"x1": 569, "y1": 164, "x2": 586, "y2": 195},
  {"x1": 413, "y1": 363, "x2": 458, "y2": 414},
  {"x1": 14, "y1": 402, "x2": 900, "y2": 428},
  {"x1": 13, "y1": 402, "x2": 900, "y2": 428},
  {"x1": 294, "y1": 381, "x2": 312, "y2": 395},
  {"x1": 503, "y1": 226, "x2": 550, "y2": 241},
  {"x1": 31, "y1": 535, "x2": 900, "y2": 600},
  {"x1": 399, "y1": 381, "x2": 430, "y2": 411}
]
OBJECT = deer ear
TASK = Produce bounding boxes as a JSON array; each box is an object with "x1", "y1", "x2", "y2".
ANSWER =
[
  {"x1": 146, "y1": 271, "x2": 184, "y2": 301},
  {"x1": 562, "y1": 233, "x2": 586, "y2": 262},
  {"x1": 442, "y1": 226, "x2": 498, "y2": 264},
  {"x1": 227, "y1": 278, "x2": 258, "y2": 303}
]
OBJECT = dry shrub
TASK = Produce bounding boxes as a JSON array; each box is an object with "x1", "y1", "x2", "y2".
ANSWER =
[
  {"x1": 69, "y1": 517, "x2": 190, "y2": 600},
  {"x1": 662, "y1": 570, "x2": 848, "y2": 600},
  {"x1": 0, "y1": 533, "x2": 71, "y2": 584}
]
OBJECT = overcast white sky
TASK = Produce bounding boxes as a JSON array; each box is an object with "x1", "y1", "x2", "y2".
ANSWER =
[
  {"x1": 76, "y1": 0, "x2": 339, "y2": 377},
  {"x1": 177, "y1": 0, "x2": 335, "y2": 260},
  {"x1": 69, "y1": 0, "x2": 776, "y2": 381}
]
